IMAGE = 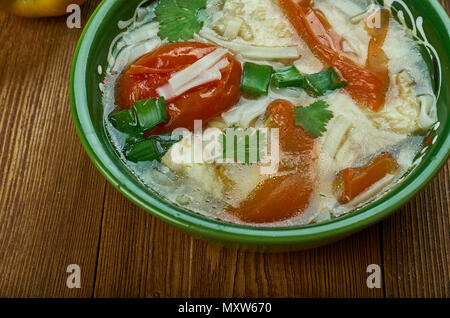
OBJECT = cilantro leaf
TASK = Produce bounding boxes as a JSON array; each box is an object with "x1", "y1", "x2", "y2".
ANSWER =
[
  {"x1": 155, "y1": 0, "x2": 208, "y2": 42},
  {"x1": 294, "y1": 101, "x2": 334, "y2": 138}
]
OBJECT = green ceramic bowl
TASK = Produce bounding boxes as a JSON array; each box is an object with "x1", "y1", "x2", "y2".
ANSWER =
[{"x1": 70, "y1": 0, "x2": 450, "y2": 252}]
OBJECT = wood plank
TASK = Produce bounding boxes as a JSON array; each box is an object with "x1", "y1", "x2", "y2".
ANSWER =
[
  {"x1": 439, "y1": 0, "x2": 450, "y2": 13},
  {"x1": 93, "y1": 183, "x2": 191, "y2": 298},
  {"x1": 190, "y1": 226, "x2": 383, "y2": 298},
  {"x1": 382, "y1": 163, "x2": 450, "y2": 297},
  {"x1": 189, "y1": 241, "x2": 239, "y2": 298},
  {"x1": 0, "y1": 1, "x2": 105, "y2": 297}
]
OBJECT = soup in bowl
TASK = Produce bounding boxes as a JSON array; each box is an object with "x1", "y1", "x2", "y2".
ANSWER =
[{"x1": 71, "y1": 0, "x2": 450, "y2": 251}]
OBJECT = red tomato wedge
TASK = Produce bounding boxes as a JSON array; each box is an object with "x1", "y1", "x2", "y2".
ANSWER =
[
  {"x1": 279, "y1": 0, "x2": 390, "y2": 111},
  {"x1": 118, "y1": 42, "x2": 242, "y2": 134},
  {"x1": 228, "y1": 100, "x2": 317, "y2": 224},
  {"x1": 338, "y1": 152, "x2": 399, "y2": 204}
]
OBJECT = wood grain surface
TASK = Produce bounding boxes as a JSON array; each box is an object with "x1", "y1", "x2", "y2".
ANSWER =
[{"x1": 0, "y1": 0, "x2": 448, "y2": 298}]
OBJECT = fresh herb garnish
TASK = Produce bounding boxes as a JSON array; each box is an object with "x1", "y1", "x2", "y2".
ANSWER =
[
  {"x1": 294, "y1": 100, "x2": 334, "y2": 138},
  {"x1": 155, "y1": 0, "x2": 208, "y2": 42}
]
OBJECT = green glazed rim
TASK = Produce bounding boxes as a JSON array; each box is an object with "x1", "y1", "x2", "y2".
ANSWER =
[{"x1": 70, "y1": 0, "x2": 450, "y2": 249}]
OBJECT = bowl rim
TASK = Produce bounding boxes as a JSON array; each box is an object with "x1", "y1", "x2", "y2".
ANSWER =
[{"x1": 70, "y1": 0, "x2": 450, "y2": 246}]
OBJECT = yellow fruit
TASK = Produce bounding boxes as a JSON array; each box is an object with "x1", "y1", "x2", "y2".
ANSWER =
[{"x1": 0, "y1": 0, "x2": 87, "y2": 18}]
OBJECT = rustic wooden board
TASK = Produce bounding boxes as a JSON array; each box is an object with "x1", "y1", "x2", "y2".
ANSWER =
[
  {"x1": 0, "y1": 0, "x2": 105, "y2": 297},
  {"x1": 382, "y1": 165, "x2": 450, "y2": 297},
  {"x1": 0, "y1": 0, "x2": 448, "y2": 298},
  {"x1": 93, "y1": 183, "x2": 192, "y2": 298},
  {"x1": 189, "y1": 226, "x2": 384, "y2": 298}
]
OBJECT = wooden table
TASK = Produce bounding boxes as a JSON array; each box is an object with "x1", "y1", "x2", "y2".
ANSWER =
[{"x1": 0, "y1": 1, "x2": 448, "y2": 298}]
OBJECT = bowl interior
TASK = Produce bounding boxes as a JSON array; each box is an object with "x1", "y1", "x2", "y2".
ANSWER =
[{"x1": 70, "y1": 0, "x2": 450, "y2": 251}]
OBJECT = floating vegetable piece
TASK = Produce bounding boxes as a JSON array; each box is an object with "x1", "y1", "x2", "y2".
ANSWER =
[
  {"x1": 109, "y1": 109, "x2": 139, "y2": 134},
  {"x1": 132, "y1": 97, "x2": 167, "y2": 132},
  {"x1": 110, "y1": 97, "x2": 167, "y2": 134},
  {"x1": 124, "y1": 133, "x2": 183, "y2": 163},
  {"x1": 241, "y1": 62, "x2": 273, "y2": 96},
  {"x1": 125, "y1": 133, "x2": 146, "y2": 146},
  {"x1": 272, "y1": 66, "x2": 305, "y2": 88},
  {"x1": 273, "y1": 66, "x2": 346, "y2": 96},
  {"x1": 337, "y1": 153, "x2": 399, "y2": 204},
  {"x1": 304, "y1": 68, "x2": 347, "y2": 96},
  {"x1": 124, "y1": 138, "x2": 160, "y2": 163}
]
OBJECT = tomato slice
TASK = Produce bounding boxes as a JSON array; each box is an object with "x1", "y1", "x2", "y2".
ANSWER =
[
  {"x1": 118, "y1": 42, "x2": 242, "y2": 134},
  {"x1": 227, "y1": 100, "x2": 317, "y2": 224},
  {"x1": 338, "y1": 152, "x2": 399, "y2": 204},
  {"x1": 279, "y1": 0, "x2": 390, "y2": 111}
]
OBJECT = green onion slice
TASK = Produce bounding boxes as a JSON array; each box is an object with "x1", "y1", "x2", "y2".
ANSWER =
[
  {"x1": 304, "y1": 67, "x2": 347, "y2": 96},
  {"x1": 271, "y1": 66, "x2": 347, "y2": 96},
  {"x1": 124, "y1": 138, "x2": 161, "y2": 163},
  {"x1": 241, "y1": 62, "x2": 273, "y2": 96},
  {"x1": 108, "y1": 109, "x2": 139, "y2": 134},
  {"x1": 132, "y1": 97, "x2": 168, "y2": 131},
  {"x1": 123, "y1": 133, "x2": 183, "y2": 163},
  {"x1": 125, "y1": 132, "x2": 146, "y2": 145},
  {"x1": 273, "y1": 65, "x2": 305, "y2": 88}
]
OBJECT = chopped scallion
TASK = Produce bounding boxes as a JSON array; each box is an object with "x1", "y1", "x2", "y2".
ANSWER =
[
  {"x1": 271, "y1": 66, "x2": 347, "y2": 96},
  {"x1": 132, "y1": 97, "x2": 168, "y2": 131},
  {"x1": 273, "y1": 65, "x2": 305, "y2": 88},
  {"x1": 303, "y1": 67, "x2": 347, "y2": 96},
  {"x1": 108, "y1": 109, "x2": 138, "y2": 134},
  {"x1": 124, "y1": 138, "x2": 160, "y2": 163},
  {"x1": 125, "y1": 132, "x2": 146, "y2": 145},
  {"x1": 123, "y1": 133, "x2": 183, "y2": 163},
  {"x1": 241, "y1": 62, "x2": 273, "y2": 96}
]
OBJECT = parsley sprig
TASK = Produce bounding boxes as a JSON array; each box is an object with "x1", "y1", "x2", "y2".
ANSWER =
[
  {"x1": 155, "y1": 0, "x2": 208, "y2": 42},
  {"x1": 294, "y1": 101, "x2": 334, "y2": 138}
]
